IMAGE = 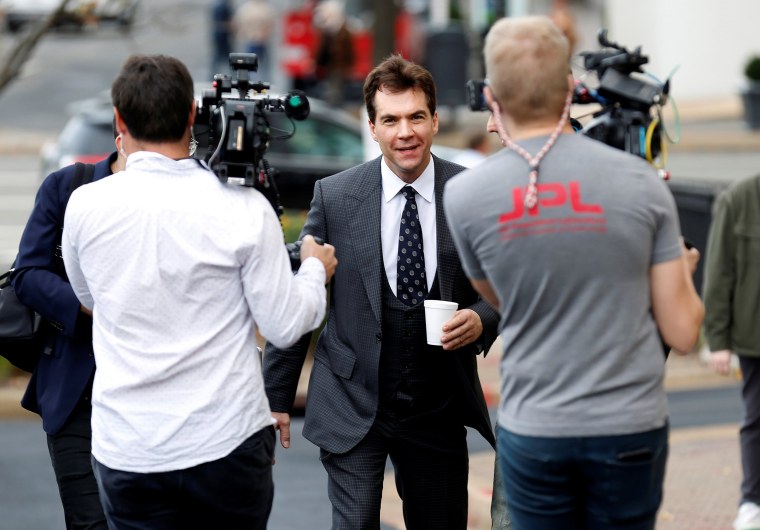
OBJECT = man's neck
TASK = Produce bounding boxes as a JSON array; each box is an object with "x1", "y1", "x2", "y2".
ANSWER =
[
  {"x1": 129, "y1": 142, "x2": 190, "y2": 160},
  {"x1": 507, "y1": 122, "x2": 575, "y2": 142},
  {"x1": 124, "y1": 132, "x2": 191, "y2": 161}
]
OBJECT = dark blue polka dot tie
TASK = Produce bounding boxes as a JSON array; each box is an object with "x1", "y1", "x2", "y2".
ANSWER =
[{"x1": 397, "y1": 186, "x2": 427, "y2": 306}]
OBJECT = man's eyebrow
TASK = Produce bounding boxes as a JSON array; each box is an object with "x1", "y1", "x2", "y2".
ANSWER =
[{"x1": 377, "y1": 108, "x2": 428, "y2": 120}]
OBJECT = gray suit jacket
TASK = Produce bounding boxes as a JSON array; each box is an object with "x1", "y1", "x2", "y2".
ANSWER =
[{"x1": 263, "y1": 155, "x2": 499, "y2": 454}]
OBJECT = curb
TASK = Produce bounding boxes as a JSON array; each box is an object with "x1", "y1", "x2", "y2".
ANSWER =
[{"x1": 0, "y1": 130, "x2": 54, "y2": 156}]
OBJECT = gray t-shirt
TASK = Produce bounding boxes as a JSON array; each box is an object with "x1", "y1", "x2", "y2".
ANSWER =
[{"x1": 444, "y1": 133, "x2": 682, "y2": 437}]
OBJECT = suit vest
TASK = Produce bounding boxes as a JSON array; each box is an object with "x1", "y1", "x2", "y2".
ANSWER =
[{"x1": 378, "y1": 272, "x2": 455, "y2": 416}]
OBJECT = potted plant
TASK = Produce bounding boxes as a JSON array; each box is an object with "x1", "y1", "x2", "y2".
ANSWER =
[{"x1": 742, "y1": 55, "x2": 760, "y2": 129}]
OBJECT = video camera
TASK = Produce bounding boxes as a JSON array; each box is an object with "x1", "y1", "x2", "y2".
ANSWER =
[
  {"x1": 466, "y1": 29, "x2": 671, "y2": 165},
  {"x1": 194, "y1": 53, "x2": 310, "y2": 205},
  {"x1": 573, "y1": 29, "x2": 669, "y2": 163},
  {"x1": 192, "y1": 53, "x2": 313, "y2": 267}
]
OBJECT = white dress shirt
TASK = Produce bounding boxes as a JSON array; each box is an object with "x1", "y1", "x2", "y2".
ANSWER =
[
  {"x1": 380, "y1": 156, "x2": 437, "y2": 294},
  {"x1": 62, "y1": 151, "x2": 327, "y2": 473}
]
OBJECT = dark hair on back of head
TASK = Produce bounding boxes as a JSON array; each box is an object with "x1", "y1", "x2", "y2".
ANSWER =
[
  {"x1": 363, "y1": 54, "x2": 437, "y2": 123},
  {"x1": 111, "y1": 54, "x2": 194, "y2": 143}
]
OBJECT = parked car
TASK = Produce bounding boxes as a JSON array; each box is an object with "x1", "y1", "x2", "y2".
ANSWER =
[
  {"x1": 40, "y1": 94, "x2": 364, "y2": 209},
  {"x1": 41, "y1": 93, "x2": 466, "y2": 210},
  {"x1": 0, "y1": 0, "x2": 139, "y2": 33}
]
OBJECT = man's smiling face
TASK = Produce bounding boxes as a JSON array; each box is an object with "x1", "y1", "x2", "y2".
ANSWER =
[{"x1": 369, "y1": 87, "x2": 439, "y2": 184}]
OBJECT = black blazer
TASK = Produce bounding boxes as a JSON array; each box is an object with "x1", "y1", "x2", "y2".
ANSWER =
[
  {"x1": 264, "y1": 155, "x2": 499, "y2": 453},
  {"x1": 13, "y1": 154, "x2": 116, "y2": 434}
]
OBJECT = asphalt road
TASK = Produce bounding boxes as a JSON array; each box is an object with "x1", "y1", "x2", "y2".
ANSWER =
[{"x1": 0, "y1": 385, "x2": 743, "y2": 530}]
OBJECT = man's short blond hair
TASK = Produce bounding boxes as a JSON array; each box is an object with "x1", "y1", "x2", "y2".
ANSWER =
[{"x1": 484, "y1": 16, "x2": 570, "y2": 125}]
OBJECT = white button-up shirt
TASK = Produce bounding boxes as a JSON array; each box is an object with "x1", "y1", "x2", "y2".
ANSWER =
[
  {"x1": 63, "y1": 151, "x2": 327, "y2": 473},
  {"x1": 380, "y1": 156, "x2": 438, "y2": 293}
]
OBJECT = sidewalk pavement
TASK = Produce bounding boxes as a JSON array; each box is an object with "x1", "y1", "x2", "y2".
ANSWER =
[{"x1": 0, "y1": 347, "x2": 744, "y2": 530}]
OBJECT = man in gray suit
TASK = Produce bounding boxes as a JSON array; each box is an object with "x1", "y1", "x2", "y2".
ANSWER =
[{"x1": 263, "y1": 54, "x2": 499, "y2": 529}]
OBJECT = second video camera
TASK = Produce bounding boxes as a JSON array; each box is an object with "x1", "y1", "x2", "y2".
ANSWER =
[{"x1": 466, "y1": 29, "x2": 670, "y2": 164}]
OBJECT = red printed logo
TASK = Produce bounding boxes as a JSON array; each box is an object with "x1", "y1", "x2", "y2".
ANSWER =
[{"x1": 498, "y1": 181, "x2": 606, "y2": 240}]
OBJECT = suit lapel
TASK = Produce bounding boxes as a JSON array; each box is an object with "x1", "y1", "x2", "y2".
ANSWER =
[
  {"x1": 347, "y1": 159, "x2": 384, "y2": 325},
  {"x1": 434, "y1": 156, "x2": 458, "y2": 301}
]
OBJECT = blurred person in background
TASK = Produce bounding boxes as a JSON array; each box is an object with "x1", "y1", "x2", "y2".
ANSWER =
[
  {"x1": 12, "y1": 132, "x2": 125, "y2": 530},
  {"x1": 314, "y1": 0, "x2": 355, "y2": 106},
  {"x1": 234, "y1": 0, "x2": 276, "y2": 81},
  {"x1": 210, "y1": 0, "x2": 234, "y2": 76},
  {"x1": 549, "y1": 0, "x2": 577, "y2": 54},
  {"x1": 704, "y1": 174, "x2": 760, "y2": 530},
  {"x1": 451, "y1": 130, "x2": 492, "y2": 168}
]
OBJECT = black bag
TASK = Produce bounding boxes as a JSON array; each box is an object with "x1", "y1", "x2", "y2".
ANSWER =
[
  {"x1": 0, "y1": 264, "x2": 48, "y2": 372},
  {"x1": 0, "y1": 162, "x2": 95, "y2": 372}
]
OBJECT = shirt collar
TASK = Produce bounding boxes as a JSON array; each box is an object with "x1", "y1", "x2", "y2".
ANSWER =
[
  {"x1": 380, "y1": 156, "x2": 435, "y2": 204},
  {"x1": 126, "y1": 151, "x2": 206, "y2": 171}
]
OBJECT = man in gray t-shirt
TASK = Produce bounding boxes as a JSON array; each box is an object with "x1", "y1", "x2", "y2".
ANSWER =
[{"x1": 444, "y1": 16, "x2": 704, "y2": 530}]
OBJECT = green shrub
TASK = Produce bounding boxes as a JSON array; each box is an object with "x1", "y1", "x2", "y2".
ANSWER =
[
  {"x1": 745, "y1": 56, "x2": 760, "y2": 81},
  {"x1": 0, "y1": 357, "x2": 12, "y2": 380},
  {"x1": 280, "y1": 209, "x2": 308, "y2": 243}
]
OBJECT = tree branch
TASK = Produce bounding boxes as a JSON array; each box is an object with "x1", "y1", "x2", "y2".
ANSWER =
[{"x1": 0, "y1": 0, "x2": 76, "y2": 95}]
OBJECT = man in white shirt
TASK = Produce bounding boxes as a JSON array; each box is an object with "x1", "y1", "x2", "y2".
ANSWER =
[{"x1": 61, "y1": 54, "x2": 337, "y2": 530}]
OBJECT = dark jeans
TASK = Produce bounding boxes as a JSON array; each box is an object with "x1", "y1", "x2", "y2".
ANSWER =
[
  {"x1": 320, "y1": 406, "x2": 469, "y2": 530},
  {"x1": 739, "y1": 355, "x2": 760, "y2": 505},
  {"x1": 497, "y1": 423, "x2": 668, "y2": 530},
  {"x1": 92, "y1": 426, "x2": 275, "y2": 530},
  {"x1": 47, "y1": 396, "x2": 107, "y2": 530}
]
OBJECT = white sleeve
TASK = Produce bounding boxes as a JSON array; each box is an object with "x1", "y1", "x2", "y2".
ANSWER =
[
  {"x1": 61, "y1": 194, "x2": 94, "y2": 311},
  {"x1": 243, "y1": 202, "x2": 327, "y2": 349}
]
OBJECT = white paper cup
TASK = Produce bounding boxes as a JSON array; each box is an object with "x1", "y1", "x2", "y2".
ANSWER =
[{"x1": 424, "y1": 300, "x2": 458, "y2": 346}]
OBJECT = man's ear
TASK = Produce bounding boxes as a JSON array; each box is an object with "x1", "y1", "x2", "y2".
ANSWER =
[
  {"x1": 113, "y1": 107, "x2": 127, "y2": 137},
  {"x1": 483, "y1": 85, "x2": 496, "y2": 110},
  {"x1": 188, "y1": 100, "x2": 197, "y2": 128}
]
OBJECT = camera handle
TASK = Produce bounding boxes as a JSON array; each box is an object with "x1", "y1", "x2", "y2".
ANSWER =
[{"x1": 286, "y1": 237, "x2": 325, "y2": 272}]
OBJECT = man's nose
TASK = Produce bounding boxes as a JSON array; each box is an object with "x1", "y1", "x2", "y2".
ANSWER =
[
  {"x1": 397, "y1": 119, "x2": 413, "y2": 137},
  {"x1": 487, "y1": 114, "x2": 497, "y2": 134}
]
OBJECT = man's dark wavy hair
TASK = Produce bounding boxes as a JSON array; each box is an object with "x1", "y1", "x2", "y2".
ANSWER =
[
  {"x1": 111, "y1": 54, "x2": 194, "y2": 143},
  {"x1": 363, "y1": 54, "x2": 437, "y2": 124}
]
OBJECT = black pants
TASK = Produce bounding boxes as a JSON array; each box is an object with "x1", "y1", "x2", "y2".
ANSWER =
[
  {"x1": 92, "y1": 426, "x2": 275, "y2": 530},
  {"x1": 320, "y1": 405, "x2": 469, "y2": 530},
  {"x1": 47, "y1": 396, "x2": 107, "y2": 530},
  {"x1": 740, "y1": 355, "x2": 760, "y2": 505}
]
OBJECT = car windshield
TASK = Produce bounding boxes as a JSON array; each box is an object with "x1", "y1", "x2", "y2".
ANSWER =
[
  {"x1": 57, "y1": 116, "x2": 115, "y2": 155},
  {"x1": 268, "y1": 113, "x2": 363, "y2": 161}
]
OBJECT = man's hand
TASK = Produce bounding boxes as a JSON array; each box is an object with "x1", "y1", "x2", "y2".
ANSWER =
[
  {"x1": 300, "y1": 235, "x2": 338, "y2": 282},
  {"x1": 272, "y1": 412, "x2": 291, "y2": 450},
  {"x1": 440, "y1": 309, "x2": 483, "y2": 351},
  {"x1": 709, "y1": 349, "x2": 733, "y2": 376},
  {"x1": 681, "y1": 238, "x2": 700, "y2": 276},
  {"x1": 80, "y1": 304, "x2": 92, "y2": 317}
]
